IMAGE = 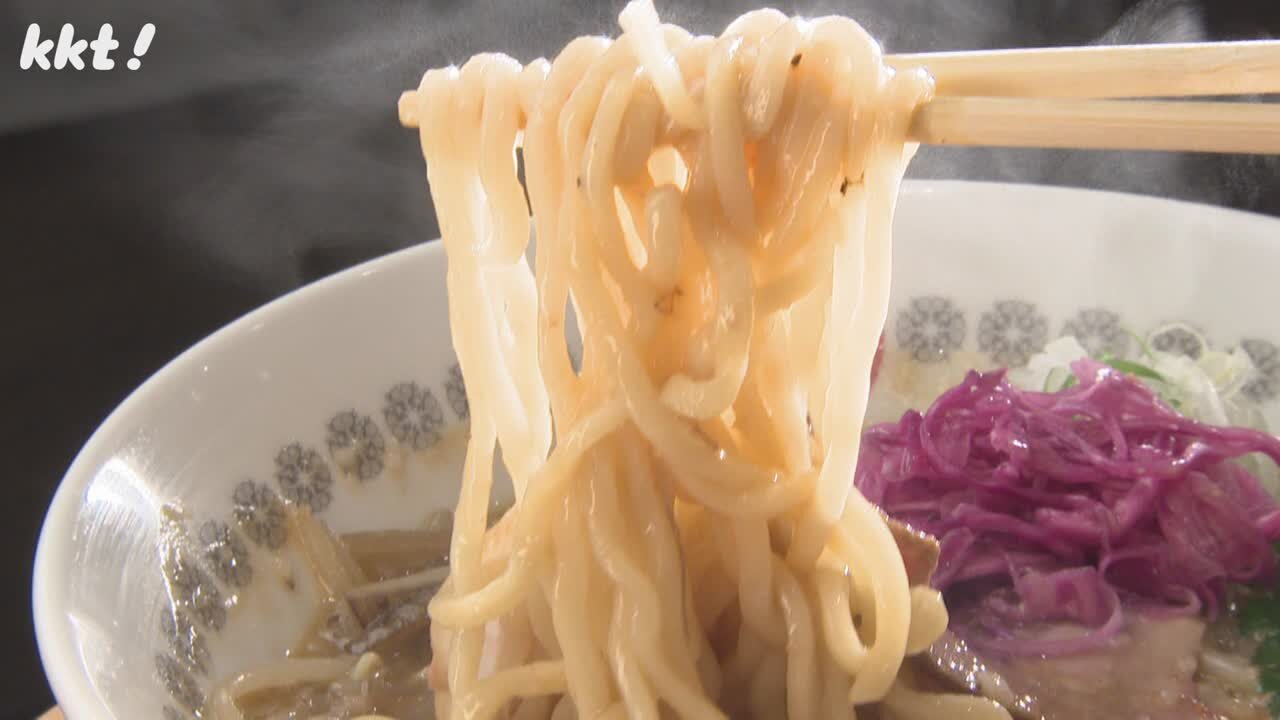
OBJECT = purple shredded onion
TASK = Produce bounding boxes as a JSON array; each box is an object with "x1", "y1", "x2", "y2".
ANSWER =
[{"x1": 856, "y1": 359, "x2": 1280, "y2": 656}]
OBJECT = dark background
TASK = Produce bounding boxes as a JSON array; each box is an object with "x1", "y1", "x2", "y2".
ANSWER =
[{"x1": 2, "y1": 0, "x2": 1277, "y2": 717}]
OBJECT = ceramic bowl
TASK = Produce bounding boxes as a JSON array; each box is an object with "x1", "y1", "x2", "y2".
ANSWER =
[{"x1": 34, "y1": 181, "x2": 1280, "y2": 719}]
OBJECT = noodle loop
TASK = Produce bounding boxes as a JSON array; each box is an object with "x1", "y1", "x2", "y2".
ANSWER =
[{"x1": 403, "y1": 3, "x2": 1008, "y2": 719}]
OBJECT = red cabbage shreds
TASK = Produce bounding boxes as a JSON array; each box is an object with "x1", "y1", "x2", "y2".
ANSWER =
[{"x1": 856, "y1": 359, "x2": 1280, "y2": 657}]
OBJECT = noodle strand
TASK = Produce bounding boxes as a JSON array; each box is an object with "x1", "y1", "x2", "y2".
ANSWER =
[{"x1": 402, "y1": 3, "x2": 979, "y2": 719}]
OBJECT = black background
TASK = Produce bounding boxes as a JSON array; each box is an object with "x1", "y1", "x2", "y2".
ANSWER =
[{"x1": 2, "y1": 0, "x2": 1278, "y2": 717}]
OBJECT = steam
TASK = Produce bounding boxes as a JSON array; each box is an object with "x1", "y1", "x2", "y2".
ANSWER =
[{"x1": 2, "y1": 0, "x2": 1274, "y2": 287}]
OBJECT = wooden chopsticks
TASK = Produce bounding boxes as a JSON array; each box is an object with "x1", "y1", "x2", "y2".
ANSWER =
[
  {"x1": 901, "y1": 40, "x2": 1280, "y2": 155},
  {"x1": 910, "y1": 97, "x2": 1280, "y2": 155},
  {"x1": 893, "y1": 40, "x2": 1280, "y2": 99},
  {"x1": 399, "y1": 40, "x2": 1280, "y2": 155}
]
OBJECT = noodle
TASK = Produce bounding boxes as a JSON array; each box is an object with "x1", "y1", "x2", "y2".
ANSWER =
[{"x1": 396, "y1": 2, "x2": 1011, "y2": 718}]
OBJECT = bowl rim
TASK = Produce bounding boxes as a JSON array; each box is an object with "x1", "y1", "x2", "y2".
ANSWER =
[{"x1": 32, "y1": 179, "x2": 1280, "y2": 718}]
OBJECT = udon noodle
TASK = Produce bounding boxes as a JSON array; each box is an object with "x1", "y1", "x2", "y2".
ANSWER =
[{"x1": 394, "y1": 2, "x2": 1004, "y2": 718}]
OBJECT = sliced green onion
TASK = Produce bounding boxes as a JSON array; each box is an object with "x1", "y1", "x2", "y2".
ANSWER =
[
  {"x1": 1237, "y1": 545, "x2": 1280, "y2": 703},
  {"x1": 1099, "y1": 353, "x2": 1165, "y2": 382},
  {"x1": 1122, "y1": 327, "x2": 1156, "y2": 363},
  {"x1": 1044, "y1": 367, "x2": 1072, "y2": 393}
]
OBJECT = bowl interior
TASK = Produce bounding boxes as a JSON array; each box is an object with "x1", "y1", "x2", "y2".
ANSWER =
[{"x1": 35, "y1": 180, "x2": 1280, "y2": 719}]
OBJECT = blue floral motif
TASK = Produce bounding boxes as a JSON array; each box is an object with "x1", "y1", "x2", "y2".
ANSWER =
[
  {"x1": 384, "y1": 382, "x2": 446, "y2": 450},
  {"x1": 1149, "y1": 324, "x2": 1206, "y2": 359},
  {"x1": 198, "y1": 520, "x2": 253, "y2": 588},
  {"x1": 159, "y1": 608, "x2": 209, "y2": 675},
  {"x1": 327, "y1": 410, "x2": 386, "y2": 481},
  {"x1": 895, "y1": 296, "x2": 966, "y2": 363},
  {"x1": 445, "y1": 364, "x2": 469, "y2": 421},
  {"x1": 155, "y1": 654, "x2": 204, "y2": 716},
  {"x1": 978, "y1": 300, "x2": 1049, "y2": 367},
  {"x1": 275, "y1": 443, "x2": 333, "y2": 513},
  {"x1": 161, "y1": 540, "x2": 226, "y2": 632},
  {"x1": 1242, "y1": 338, "x2": 1280, "y2": 402},
  {"x1": 232, "y1": 480, "x2": 288, "y2": 550},
  {"x1": 1062, "y1": 308, "x2": 1129, "y2": 358}
]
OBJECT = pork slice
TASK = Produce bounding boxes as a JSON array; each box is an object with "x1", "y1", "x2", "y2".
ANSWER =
[
  {"x1": 921, "y1": 631, "x2": 1031, "y2": 718},
  {"x1": 924, "y1": 616, "x2": 1213, "y2": 720},
  {"x1": 885, "y1": 515, "x2": 939, "y2": 587}
]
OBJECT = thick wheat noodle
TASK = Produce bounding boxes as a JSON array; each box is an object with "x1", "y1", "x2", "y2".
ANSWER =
[
  {"x1": 477, "y1": 54, "x2": 530, "y2": 265},
  {"x1": 618, "y1": 430, "x2": 702, "y2": 666},
  {"x1": 456, "y1": 661, "x2": 569, "y2": 719},
  {"x1": 693, "y1": 562, "x2": 737, "y2": 631},
  {"x1": 814, "y1": 564, "x2": 869, "y2": 674},
  {"x1": 549, "y1": 696, "x2": 575, "y2": 720},
  {"x1": 577, "y1": 238, "x2": 789, "y2": 503},
  {"x1": 750, "y1": 653, "x2": 788, "y2": 717},
  {"x1": 582, "y1": 57, "x2": 654, "y2": 307},
  {"x1": 788, "y1": 193, "x2": 872, "y2": 568},
  {"x1": 398, "y1": 2, "x2": 1015, "y2": 719},
  {"x1": 607, "y1": 607, "x2": 660, "y2": 720},
  {"x1": 446, "y1": 413, "x2": 498, "y2": 699},
  {"x1": 485, "y1": 62, "x2": 553, "y2": 489},
  {"x1": 586, "y1": 447, "x2": 727, "y2": 719},
  {"x1": 791, "y1": 237, "x2": 882, "y2": 565},
  {"x1": 738, "y1": 312, "x2": 809, "y2": 474},
  {"x1": 733, "y1": 516, "x2": 787, "y2": 648},
  {"x1": 549, "y1": 489, "x2": 613, "y2": 717},
  {"x1": 757, "y1": 215, "x2": 839, "y2": 315},
  {"x1": 615, "y1": 84, "x2": 662, "y2": 184},
  {"x1": 673, "y1": 35, "x2": 716, "y2": 119},
  {"x1": 637, "y1": 181, "x2": 680, "y2": 285},
  {"x1": 640, "y1": 183, "x2": 683, "y2": 292},
  {"x1": 807, "y1": 77, "x2": 929, "y2": 577},
  {"x1": 657, "y1": 229, "x2": 755, "y2": 420},
  {"x1": 451, "y1": 412, "x2": 497, "y2": 593},
  {"x1": 500, "y1": 261, "x2": 553, "y2": 492},
  {"x1": 526, "y1": 576, "x2": 562, "y2": 659},
  {"x1": 775, "y1": 557, "x2": 819, "y2": 719},
  {"x1": 208, "y1": 658, "x2": 357, "y2": 720},
  {"x1": 789, "y1": 261, "x2": 832, "y2": 395},
  {"x1": 646, "y1": 153, "x2": 753, "y2": 422},
  {"x1": 512, "y1": 695, "x2": 555, "y2": 720},
  {"x1": 427, "y1": 399, "x2": 627, "y2": 627},
  {"x1": 428, "y1": 64, "x2": 542, "y2": 501},
  {"x1": 726, "y1": 361, "x2": 782, "y2": 471},
  {"x1": 432, "y1": 65, "x2": 513, "y2": 690},
  {"x1": 575, "y1": 45, "x2": 661, "y2": 343},
  {"x1": 707, "y1": 34, "x2": 756, "y2": 241},
  {"x1": 821, "y1": 638, "x2": 855, "y2": 719},
  {"x1": 530, "y1": 39, "x2": 609, "y2": 425},
  {"x1": 906, "y1": 587, "x2": 950, "y2": 654},
  {"x1": 744, "y1": 17, "x2": 803, "y2": 138},
  {"x1": 619, "y1": 1, "x2": 704, "y2": 130},
  {"x1": 757, "y1": 56, "x2": 847, "y2": 266},
  {"x1": 835, "y1": 493, "x2": 912, "y2": 703},
  {"x1": 883, "y1": 665, "x2": 1014, "y2": 719}
]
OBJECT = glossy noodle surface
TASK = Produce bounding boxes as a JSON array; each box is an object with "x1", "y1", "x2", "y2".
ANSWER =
[{"x1": 392, "y1": 1, "x2": 1006, "y2": 718}]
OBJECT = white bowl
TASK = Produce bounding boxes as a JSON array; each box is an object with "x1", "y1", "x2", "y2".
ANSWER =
[{"x1": 34, "y1": 181, "x2": 1280, "y2": 719}]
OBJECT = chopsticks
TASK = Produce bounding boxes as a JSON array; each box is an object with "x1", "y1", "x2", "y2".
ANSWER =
[
  {"x1": 900, "y1": 40, "x2": 1280, "y2": 155},
  {"x1": 399, "y1": 40, "x2": 1280, "y2": 155},
  {"x1": 892, "y1": 40, "x2": 1280, "y2": 99},
  {"x1": 909, "y1": 97, "x2": 1280, "y2": 155}
]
